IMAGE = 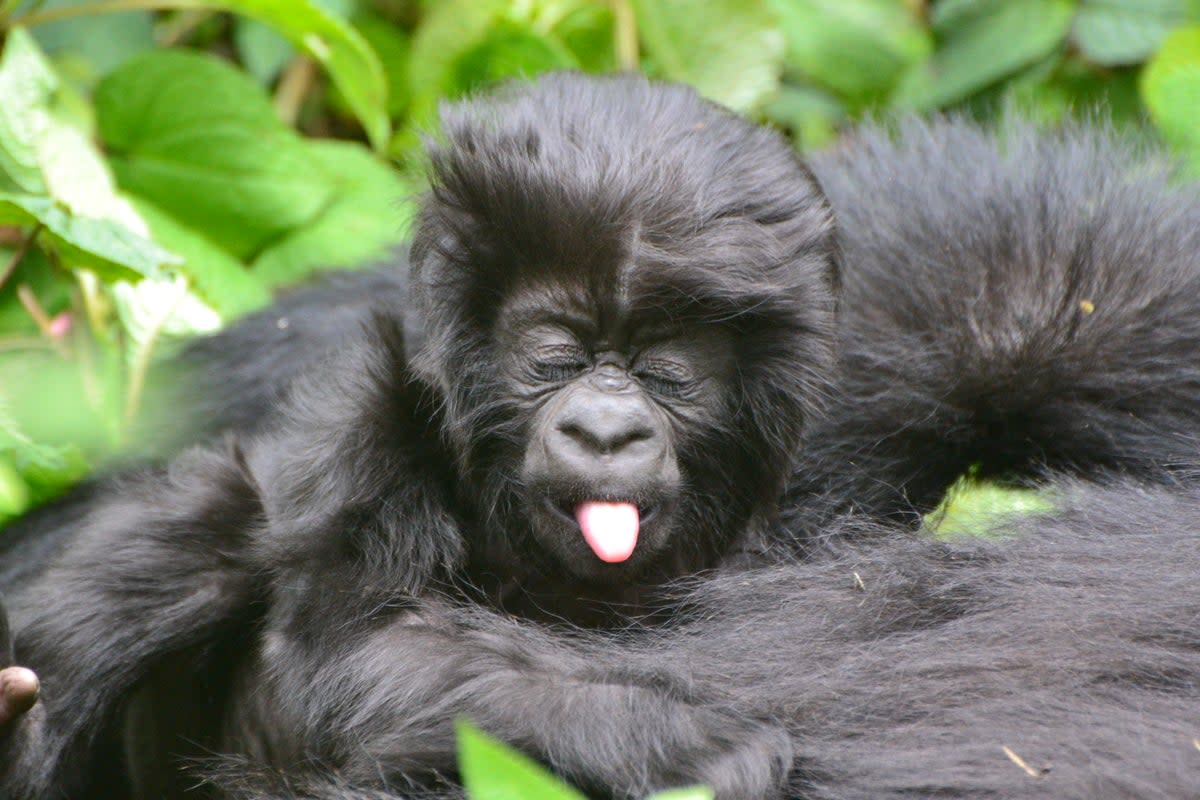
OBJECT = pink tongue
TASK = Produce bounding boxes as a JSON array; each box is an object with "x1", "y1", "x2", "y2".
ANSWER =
[{"x1": 574, "y1": 502, "x2": 640, "y2": 563}]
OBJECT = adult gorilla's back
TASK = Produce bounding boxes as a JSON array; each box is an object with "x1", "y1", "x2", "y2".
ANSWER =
[{"x1": 785, "y1": 119, "x2": 1200, "y2": 538}]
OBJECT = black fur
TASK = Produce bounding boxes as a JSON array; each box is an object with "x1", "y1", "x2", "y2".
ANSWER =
[
  {"x1": 3, "y1": 76, "x2": 1200, "y2": 800},
  {"x1": 786, "y1": 119, "x2": 1200, "y2": 537},
  {"x1": 1, "y1": 73, "x2": 834, "y2": 798}
]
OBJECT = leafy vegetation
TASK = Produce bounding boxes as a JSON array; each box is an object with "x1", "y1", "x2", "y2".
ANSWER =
[
  {"x1": 457, "y1": 720, "x2": 714, "y2": 800},
  {"x1": 2, "y1": 0, "x2": 1199, "y2": 794}
]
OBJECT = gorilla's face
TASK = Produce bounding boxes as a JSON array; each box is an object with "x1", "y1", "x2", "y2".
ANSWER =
[
  {"x1": 410, "y1": 74, "x2": 838, "y2": 588},
  {"x1": 496, "y1": 280, "x2": 736, "y2": 579}
]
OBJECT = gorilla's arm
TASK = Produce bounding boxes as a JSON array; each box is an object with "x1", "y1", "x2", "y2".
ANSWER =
[
  {"x1": 217, "y1": 596, "x2": 790, "y2": 799},
  {"x1": 0, "y1": 447, "x2": 262, "y2": 798},
  {"x1": 648, "y1": 480, "x2": 1200, "y2": 799}
]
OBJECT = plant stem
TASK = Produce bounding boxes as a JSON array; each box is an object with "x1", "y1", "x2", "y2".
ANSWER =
[
  {"x1": 0, "y1": 224, "x2": 42, "y2": 292},
  {"x1": 610, "y1": 0, "x2": 638, "y2": 71}
]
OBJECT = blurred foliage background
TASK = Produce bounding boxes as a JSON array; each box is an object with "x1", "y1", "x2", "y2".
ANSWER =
[{"x1": 1, "y1": 0, "x2": 1200, "y2": 520}]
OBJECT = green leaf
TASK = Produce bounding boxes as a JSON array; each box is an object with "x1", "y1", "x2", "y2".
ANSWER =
[
  {"x1": 154, "y1": 0, "x2": 389, "y2": 148},
  {"x1": 1, "y1": 349, "x2": 118, "y2": 449},
  {"x1": 111, "y1": 274, "x2": 221, "y2": 347},
  {"x1": 1142, "y1": 25, "x2": 1200, "y2": 152},
  {"x1": 234, "y1": 0, "x2": 359, "y2": 86},
  {"x1": 451, "y1": 21, "x2": 579, "y2": 90},
  {"x1": 0, "y1": 397, "x2": 90, "y2": 516},
  {"x1": 233, "y1": 18, "x2": 298, "y2": 85},
  {"x1": 1073, "y1": 0, "x2": 1190, "y2": 66},
  {"x1": 0, "y1": 192, "x2": 176, "y2": 279},
  {"x1": 457, "y1": 720, "x2": 587, "y2": 800},
  {"x1": 352, "y1": 12, "x2": 412, "y2": 118},
  {"x1": 924, "y1": 468, "x2": 1055, "y2": 539},
  {"x1": 0, "y1": 28, "x2": 155, "y2": 232},
  {"x1": 553, "y1": 2, "x2": 617, "y2": 71},
  {"x1": 998, "y1": 57, "x2": 1142, "y2": 126},
  {"x1": 408, "y1": 0, "x2": 508, "y2": 95},
  {"x1": 249, "y1": 139, "x2": 411, "y2": 286},
  {"x1": 633, "y1": 0, "x2": 784, "y2": 111},
  {"x1": 762, "y1": 84, "x2": 846, "y2": 150},
  {"x1": 96, "y1": 50, "x2": 334, "y2": 260},
  {"x1": 409, "y1": 1, "x2": 587, "y2": 99},
  {"x1": 645, "y1": 788, "x2": 715, "y2": 800},
  {"x1": 127, "y1": 195, "x2": 271, "y2": 319},
  {"x1": 894, "y1": 0, "x2": 1076, "y2": 110},
  {"x1": 769, "y1": 0, "x2": 931, "y2": 106},
  {"x1": 0, "y1": 456, "x2": 31, "y2": 518},
  {"x1": 0, "y1": 27, "x2": 59, "y2": 193}
]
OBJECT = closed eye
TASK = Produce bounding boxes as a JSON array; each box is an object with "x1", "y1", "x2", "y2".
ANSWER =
[
  {"x1": 633, "y1": 359, "x2": 694, "y2": 397},
  {"x1": 529, "y1": 345, "x2": 591, "y2": 382}
]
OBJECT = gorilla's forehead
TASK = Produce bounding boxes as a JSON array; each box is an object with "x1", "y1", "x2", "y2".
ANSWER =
[{"x1": 495, "y1": 269, "x2": 703, "y2": 346}]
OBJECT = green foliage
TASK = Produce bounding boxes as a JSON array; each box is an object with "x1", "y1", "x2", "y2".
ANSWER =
[
  {"x1": 457, "y1": 720, "x2": 714, "y2": 800},
  {"x1": 923, "y1": 466, "x2": 1056, "y2": 539},
  {"x1": 1142, "y1": 24, "x2": 1200, "y2": 165},
  {"x1": 635, "y1": 0, "x2": 783, "y2": 111}
]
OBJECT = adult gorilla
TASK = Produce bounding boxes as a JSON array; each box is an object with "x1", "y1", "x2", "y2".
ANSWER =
[{"x1": 0, "y1": 73, "x2": 836, "y2": 798}]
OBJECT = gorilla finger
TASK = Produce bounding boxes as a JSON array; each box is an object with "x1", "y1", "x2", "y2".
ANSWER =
[{"x1": 0, "y1": 666, "x2": 40, "y2": 732}]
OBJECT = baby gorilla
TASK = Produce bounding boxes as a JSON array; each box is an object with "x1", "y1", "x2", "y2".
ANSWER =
[{"x1": 0, "y1": 73, "x2": 836, "y2": 798}]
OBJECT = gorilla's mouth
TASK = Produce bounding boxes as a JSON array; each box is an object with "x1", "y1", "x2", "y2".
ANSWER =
[{"x1": 546, "y1": 499, "x2": 659, "y2": 563}]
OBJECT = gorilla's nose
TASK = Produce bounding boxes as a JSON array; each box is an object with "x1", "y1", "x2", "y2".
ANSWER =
[{"x1": 554, "y1": 393, "x2": 662, "y2": 466}]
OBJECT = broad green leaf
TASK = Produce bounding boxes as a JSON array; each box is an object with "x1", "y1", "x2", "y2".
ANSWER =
[
  {"x1": 769, "y1": 0, "x2": 930, "y2": 105},
  {"x1": 96, "y1": 50, "x2": 333, "y2": 260},
  {"x1": 0, "y1": 192, "x2": 176, "y2": 279},
  {"x1": 1073, "y1": 0, "x2": 1190, "y2": 66},
  {"x1": 133, "y1": 0, "x2": 390, "y2": 147},
  {"x1": 127, "y1": 195, "x2": 271, "y2": 319},
  {"x1": 458, "y1": 720, "x2": 587, "y2": 800},
  {"x1": 895, "y1": 0, "x2": 1075, "y2": 110},
  {"x1": 250, "y1": 140, "x2": 412, "y2": 285},
  {"x1": 634, "y1": 0, "x2": 784, "y2": 111},
  {"x1": 1142, "y1": 25, "x2": 1200, "y2": 152}
]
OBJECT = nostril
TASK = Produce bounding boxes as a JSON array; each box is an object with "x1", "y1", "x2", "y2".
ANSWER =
[
  {"x1": 557, "y1": 420, "x2": 600, "y2": 451},
  {"x1": 557, "y1": 418, "x2": 655, "y2": 455}
]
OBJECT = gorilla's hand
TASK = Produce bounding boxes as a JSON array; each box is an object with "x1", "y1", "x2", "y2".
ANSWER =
[{"x1": 0, "y1": 600, "x2": 39, "y2": 736}]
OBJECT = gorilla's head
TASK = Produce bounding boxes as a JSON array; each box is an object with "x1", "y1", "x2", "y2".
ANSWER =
[{"x1": 410, "y1": 73, "x2": 837, "y2": 583}]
